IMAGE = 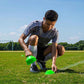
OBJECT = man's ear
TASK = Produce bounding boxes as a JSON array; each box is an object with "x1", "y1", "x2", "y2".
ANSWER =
[{"x1": 43, "y1": 17, "x2": 45, "y2": 20}]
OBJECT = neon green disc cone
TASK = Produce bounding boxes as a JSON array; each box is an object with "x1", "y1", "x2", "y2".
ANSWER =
[
  {"x1": 45, "y1": 70, "x2": 55, "y2": 75},
  {"x1": 21, "y1": 55, "x2": 24, "y2": 57},
  {"x1": 26, "y1": 56, "x2": 36, "y2": 65}
]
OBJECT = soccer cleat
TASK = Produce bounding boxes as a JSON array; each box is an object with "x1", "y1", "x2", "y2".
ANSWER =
[
  {"x1": 37, "y1": 60, "x2": 47, "y2": 70},
  {"x1": 30, "y1": 64, "x2": 39, "y2": 72}
]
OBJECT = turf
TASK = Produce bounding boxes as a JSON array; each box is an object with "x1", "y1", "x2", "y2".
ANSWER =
[{"x1": 0, "y1": 51, "x2": 84, "y2": 84}]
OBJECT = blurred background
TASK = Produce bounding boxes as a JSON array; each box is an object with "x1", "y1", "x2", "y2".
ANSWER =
[{"x1": 0, "y1": 0, "x2": 84, "y2": 50}]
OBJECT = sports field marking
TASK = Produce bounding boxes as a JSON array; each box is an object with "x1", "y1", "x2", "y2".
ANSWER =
[{"x1": 60, "y1": 60, "x2": 84, "y2": 70}]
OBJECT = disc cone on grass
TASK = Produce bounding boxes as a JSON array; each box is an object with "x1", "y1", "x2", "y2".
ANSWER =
[
  {"x1": 26, "y1": 56, "x2": 36, "y2": 65},
  {"x1": 21, "y1": 55, "x2": 24, "y2": 57},
  {"x1": 45, "y1": 70, "x2": 55, "y2": 75}
]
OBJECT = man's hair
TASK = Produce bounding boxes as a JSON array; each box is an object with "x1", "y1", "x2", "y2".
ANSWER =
[{"x1": 45, "y1": 10, "x2": 58, "y2": 21}]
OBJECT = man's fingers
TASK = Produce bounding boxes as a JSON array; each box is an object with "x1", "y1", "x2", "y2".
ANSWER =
[
  {"x1": 52, "y1": 67, "x2": 55, "y2": 72},
  {"x1": 52, "y1": 66, "x2": 57, "y2": 72},
  {"x1": 52, "y1": 64, "x2": 57, "y2": 72},
  {"x1": 54, "y1": 67, "x2": 57, "y2": 72}
]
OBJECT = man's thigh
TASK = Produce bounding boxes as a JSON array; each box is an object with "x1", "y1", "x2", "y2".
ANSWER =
[
  {"x1": 44, "y1": 44, "x2": 65, "y2": 57},
  {"x1": 43, "y1": 45, "x2": 52, "y2": 56}
]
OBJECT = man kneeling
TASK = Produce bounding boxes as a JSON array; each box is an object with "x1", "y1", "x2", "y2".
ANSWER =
[{"x1": 18, "y1": 10, "x2": 65, "y2": 72}]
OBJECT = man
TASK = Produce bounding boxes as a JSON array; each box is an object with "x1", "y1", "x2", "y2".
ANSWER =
[{"x1": 18, "y1": 10, "x2": 65, "y2": 73}]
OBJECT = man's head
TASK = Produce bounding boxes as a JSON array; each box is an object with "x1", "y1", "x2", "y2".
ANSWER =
[
  {"x1": 45, "y1": 10, "x2": 58, "y2": 21},
  {"x1": 43, "y1": 10, "x2": 58, "y2": 31}
]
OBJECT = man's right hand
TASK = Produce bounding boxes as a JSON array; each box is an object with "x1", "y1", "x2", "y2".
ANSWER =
[{"x1": 24, "y1": 49, "x2": 33, "y2": 57}]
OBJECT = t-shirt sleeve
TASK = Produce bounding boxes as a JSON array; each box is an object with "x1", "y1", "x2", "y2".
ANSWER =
[
  {"x1": 52, "y1": 30, "x2": 59, "y2": 43},
  {"x1": 23, "y1": 21, "x2": 36, "y2": 36}
]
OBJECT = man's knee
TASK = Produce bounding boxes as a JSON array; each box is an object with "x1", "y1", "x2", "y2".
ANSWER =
[
  {"x1": 27, "y1": 35, "x2": 39, "y2": 46},
  {"x1": 57, "y1": 45, "x2": 65, "y2": 56}
]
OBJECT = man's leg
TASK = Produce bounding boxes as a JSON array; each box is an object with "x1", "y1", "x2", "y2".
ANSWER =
[
  {"x1": 26, "y1": 35, "x2": 39, "y2": 72},
  {"x1": 36, "y1": 45, "x2": 52, "y2": 70},
  {"x1": 36, "y1": 45, "x2": 49, "y2": 70},
  {"x1": 37, "y1": 44, "x2": 65, "y2": 70},
  {"x1": 44, "y1": 44, "x2": 65, "y2": 61}
]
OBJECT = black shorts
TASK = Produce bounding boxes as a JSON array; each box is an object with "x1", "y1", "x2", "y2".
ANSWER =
[{"x1": 36, "y1": 45, "x2": 49, "y2": 61}]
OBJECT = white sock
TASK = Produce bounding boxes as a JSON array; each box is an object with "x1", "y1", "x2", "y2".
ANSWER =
[
  {"x1": 28, "y1": 45, "x2": 37, "y2": 66},
  {"x1": 28, "y1": 45, "x2": 37, "y2": 57}
]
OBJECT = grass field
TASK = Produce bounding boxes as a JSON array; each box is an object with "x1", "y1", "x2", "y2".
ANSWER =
[{"x1": 0, "y1": 51, "x2": 84, "y2": 84}]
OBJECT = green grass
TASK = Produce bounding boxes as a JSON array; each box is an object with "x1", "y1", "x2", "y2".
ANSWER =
[{"x1": 0, "y1": 51, "x2": 84, "y2": 84}]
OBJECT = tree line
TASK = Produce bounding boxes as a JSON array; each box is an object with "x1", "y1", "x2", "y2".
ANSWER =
[
  {"x1": 49, "y1": 40, "x2": 84, "y2": 50},
  {"x1": 0, "y1": 40, "x2": 84, "y2": 50}
]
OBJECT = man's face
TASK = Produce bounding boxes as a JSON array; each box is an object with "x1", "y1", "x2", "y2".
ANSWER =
[{"x1": 43, "y1": 17, "x2": 56, "y2": 31}]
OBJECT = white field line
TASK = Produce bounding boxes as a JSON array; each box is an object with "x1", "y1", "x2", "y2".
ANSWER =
[{"x1": 60, "y1": 60, "x2": 84, "y2": 70}]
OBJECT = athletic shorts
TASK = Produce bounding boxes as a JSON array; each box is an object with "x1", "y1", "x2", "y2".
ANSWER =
[
  {"x1": 36, "y1": 45, "x2": 59, "y2": 61},
  {"x1": 36, "y1": 45, "x2": 49, "y2": 61}
]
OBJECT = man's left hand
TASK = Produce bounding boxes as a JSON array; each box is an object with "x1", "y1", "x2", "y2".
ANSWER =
[{"x1": 52, "y1": 64, "x2": 57, "y2": 72}]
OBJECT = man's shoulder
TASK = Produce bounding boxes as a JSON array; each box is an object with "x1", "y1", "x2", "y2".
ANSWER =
[
  {"x1": 52, "y1": 28, "x2": 59, "y2": 33},
  {"x1": 31, "y1": 20, "x2": 42, "y2": 27}
]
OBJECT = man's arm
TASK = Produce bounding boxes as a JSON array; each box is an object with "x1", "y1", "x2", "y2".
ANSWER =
[
  {"x1": 18, "y1": 33, "x2": 32, "y2": 57},
  {"x1": 52, "y1": 42, "x2": 58, "y2": 72}
]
